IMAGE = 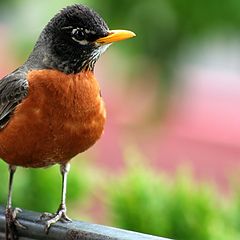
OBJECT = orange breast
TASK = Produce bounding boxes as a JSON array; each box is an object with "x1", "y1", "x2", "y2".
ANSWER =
[{"x1": 0, "y1": 69, "x2": 106, "y2": 167}]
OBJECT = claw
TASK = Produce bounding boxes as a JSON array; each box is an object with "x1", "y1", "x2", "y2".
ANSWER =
[
  {"x1": 5, "y1": 207, "x2": 27, "y2": 240},
  {"x1": 60, "y1": 212, "x2": 72, "y2": 223},
  {"x1": 39, "y1": 212, "x2": 53, "y2": 221},
  {"x1": 39, "y1": 207, "x2": 72, "y2": 234}
]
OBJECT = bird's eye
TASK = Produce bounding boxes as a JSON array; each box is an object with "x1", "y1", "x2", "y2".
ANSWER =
[
  {"x1": 71, "y1": 28, "x2": 84, "y2": 40},
  {"x1": 71, "y1": 28, "x2": 89, "y2": 45}
]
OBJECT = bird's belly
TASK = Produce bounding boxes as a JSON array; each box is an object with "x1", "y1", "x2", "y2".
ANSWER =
[{"x1": 0, "y1": 69, "x2": 106, "y2": 167}]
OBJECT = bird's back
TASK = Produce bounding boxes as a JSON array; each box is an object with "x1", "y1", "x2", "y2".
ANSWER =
[{"x1": 0, "y1": 69, "x2": 106, "y2": 167}]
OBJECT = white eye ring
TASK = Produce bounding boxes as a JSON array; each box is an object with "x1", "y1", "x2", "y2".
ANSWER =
[
  {"x1": 72, "y1": 39, "x2": 89, "y2": 45},
  {"x1": 71, "y1": 28, "x2": 78, "y2": 35}
]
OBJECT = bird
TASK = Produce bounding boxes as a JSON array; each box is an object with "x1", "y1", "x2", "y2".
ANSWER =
[{"x1": 0, "y1": 4, "x2": 135, "y2": 240}]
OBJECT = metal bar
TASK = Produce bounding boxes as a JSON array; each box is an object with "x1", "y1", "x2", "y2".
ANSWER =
[{"x1": 0, "y1": 206, "x2": 171, "y2": 240}]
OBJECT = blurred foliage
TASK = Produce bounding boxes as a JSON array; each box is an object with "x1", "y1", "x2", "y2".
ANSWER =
[
  {"x1": 106, "y1": 149, "x2": 240, "y2": 239},
  {"x1": 227, "y1": 177, "x2": 240, "y2": 235}
]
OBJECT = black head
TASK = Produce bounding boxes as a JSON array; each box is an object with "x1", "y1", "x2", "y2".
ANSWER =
[{"x1": 26, "y1": 4, "x2": 135, "y2": 74}]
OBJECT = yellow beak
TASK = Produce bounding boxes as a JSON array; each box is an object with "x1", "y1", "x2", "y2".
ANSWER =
[{"x1": 96, "y1": 30, "x2": 136, "y2": 44}]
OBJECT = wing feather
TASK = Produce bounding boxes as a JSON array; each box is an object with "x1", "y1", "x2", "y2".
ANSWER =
[{"x1": 0, "y1": 69, "x2": 28, "y2": 129}]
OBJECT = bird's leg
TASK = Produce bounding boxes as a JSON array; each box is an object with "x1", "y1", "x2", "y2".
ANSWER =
[
  {"x1": 5, "y1": 165, "x2": 25, "y2": 240},
  {"x1": 40, "y1": 163, "x2": 72, "y2": 233}
]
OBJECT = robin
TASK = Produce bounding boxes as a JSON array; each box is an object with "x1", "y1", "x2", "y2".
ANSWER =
[{"x1": 0, "y1": 4, "x2": 135, "y2": 239}]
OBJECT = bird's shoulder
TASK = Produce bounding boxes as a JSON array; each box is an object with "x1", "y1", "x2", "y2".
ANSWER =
[{"x1": 0, "y1": 67, "x2": 29, "y2": 129}]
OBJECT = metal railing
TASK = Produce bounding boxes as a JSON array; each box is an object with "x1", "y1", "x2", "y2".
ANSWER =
[{"x1": 0, "y1": 206, "x2": 171, "y2": 240}]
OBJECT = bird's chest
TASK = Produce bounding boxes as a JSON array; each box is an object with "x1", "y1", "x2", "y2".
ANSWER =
[
  {"x1": 1, "y1": 69, "x2": 106, "y2": 167},
  {"x1": 29, "y1": 69, "x2": 106, "y2": 150}
]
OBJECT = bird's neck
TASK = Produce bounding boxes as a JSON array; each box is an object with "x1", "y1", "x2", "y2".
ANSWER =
[{"x1": 25, "y1": 42, "x2": 97, "y2": 74}]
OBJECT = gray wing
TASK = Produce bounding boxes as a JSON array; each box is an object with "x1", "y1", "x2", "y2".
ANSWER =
[{"x1": 0, "y1": 69, "x2": 28, "y2": 129}]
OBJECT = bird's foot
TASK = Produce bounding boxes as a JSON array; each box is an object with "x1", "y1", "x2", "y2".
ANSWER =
[
  {"x1": 5, "y1": 207, "x2": 26, "y2": 240},
  {"x1": 40, "y1": 205, "x2": 72, "y2": 233}
]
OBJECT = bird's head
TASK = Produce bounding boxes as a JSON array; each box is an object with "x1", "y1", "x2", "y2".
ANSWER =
[{"x1": 28, "y1": 4, "x2": 135, "y2": 74}]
